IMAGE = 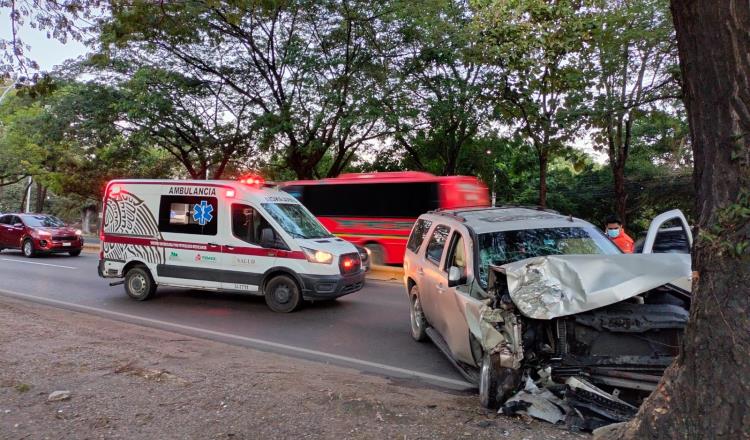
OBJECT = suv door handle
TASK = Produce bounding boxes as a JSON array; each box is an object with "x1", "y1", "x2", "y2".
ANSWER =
[
  {"x1": 436, "y1": 283, "x2": 445, "y2": 294},
  {"x1": 417, "y1": 267, "x2": 424, "y2": 275}
]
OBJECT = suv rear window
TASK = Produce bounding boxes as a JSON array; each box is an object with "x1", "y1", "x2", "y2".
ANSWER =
[
  {"x1": 407, "y1": 219, "x2": 432, "y2": 253},
  {"x1": 425, "y1": 224, "x2": 451, "y2": 264}
]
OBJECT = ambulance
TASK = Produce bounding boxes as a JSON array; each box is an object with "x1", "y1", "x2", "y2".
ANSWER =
[{"x1": 97, "y1": 178, "x2": 365, "y2": 312}]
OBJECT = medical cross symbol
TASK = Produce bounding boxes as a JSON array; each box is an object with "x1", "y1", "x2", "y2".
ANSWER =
[{"x1": 192, "y1": 200, "x2": 214, "y2": 226}]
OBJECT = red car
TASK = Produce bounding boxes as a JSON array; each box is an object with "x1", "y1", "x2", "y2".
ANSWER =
[{"x1": 0, "y1": 213, "x2": 83, "y2": 257}]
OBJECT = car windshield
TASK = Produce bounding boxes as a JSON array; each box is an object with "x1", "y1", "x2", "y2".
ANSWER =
[
  {"x1": 477, "y1": 226, "x2": 620, "y2": 286},
  {"x1": 261, "y1": 203, "x2": 332, "y2": 239},
  {"x1": 21, "y1": 215, "x2": 66, "y2": 227}
]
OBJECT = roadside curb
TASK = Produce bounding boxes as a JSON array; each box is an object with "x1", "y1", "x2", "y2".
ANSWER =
[
  {"x1": 83, "y1": 243, "x2": 99, "y2": 253},
  {"x1": 368, "y1": 265, "x2": 404, "y2": 282}
]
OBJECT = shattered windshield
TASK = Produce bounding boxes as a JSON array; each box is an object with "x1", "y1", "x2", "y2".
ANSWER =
[
  {"x1": 477, "y1": 226, "x2": 620, "y2": 286},
  {"x1": 21, "y1": 215, "x2": 66, "y2": 227},
  {"x1": 261, "y1": 203, "x2": 333, "y2": 239}
]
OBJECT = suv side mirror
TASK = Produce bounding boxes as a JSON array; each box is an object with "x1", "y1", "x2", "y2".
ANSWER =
[{"x1": 447, "y1": 266, "x2": 466, "y2": 287}]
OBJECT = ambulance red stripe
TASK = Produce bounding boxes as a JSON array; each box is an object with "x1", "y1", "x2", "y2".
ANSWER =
[{"x1": 102, "y1": 234, "x2": 306, "y2": 260}]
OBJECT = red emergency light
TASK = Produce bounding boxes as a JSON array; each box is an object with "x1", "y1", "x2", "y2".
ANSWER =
[
  {"x1": 226, "y1": 189, "x2": 236, "y2": 198},
  {"x1": 110, "y1": 185, "x2": 121, "y2": 196},
  {"x1": 239, "y1": 175, "x2": 264, "y2": 186}
]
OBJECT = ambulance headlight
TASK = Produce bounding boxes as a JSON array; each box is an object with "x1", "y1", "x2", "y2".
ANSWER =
[{"x1": 302, "y1": 247, "x2": 333, "y2": 264}]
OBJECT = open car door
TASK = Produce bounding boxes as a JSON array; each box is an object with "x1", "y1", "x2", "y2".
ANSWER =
[
  {"x1": 641, "y1": 209, "x2": 692, "y2": 292},
  {"x1": 642, "y1": 209, "x2": 693, "y2": 254}
]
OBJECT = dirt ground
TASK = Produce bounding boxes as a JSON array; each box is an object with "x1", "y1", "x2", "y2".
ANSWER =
[{"x1": 0, "y1": 297, "x2": 587, "y2": 440}]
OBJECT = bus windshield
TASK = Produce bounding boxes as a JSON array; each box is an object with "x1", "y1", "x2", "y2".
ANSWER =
[{"x1": 262, "y1": 203, "x2": 333, "y2": 239}]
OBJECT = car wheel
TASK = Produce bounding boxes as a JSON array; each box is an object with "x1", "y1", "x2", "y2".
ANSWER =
[
  {"x1": 124, "y1": 266, "x2": 156, "y2": 301},
  {"x1": 68, "y1": 250, "x2": 82, "y2": 257},
  {"x1": 478, "y1": 353, "x2": 521, "y2": 409},
  {"x1": 264, "y1": 274, "x2": 302, "y2": 313},
  {"x1": 409, "y1": 285, "x2": 428, "y2": 342},
  {"x1": 364, "y1": 243, "x2": 385, "y2": 266},
  {"x1": 22, "y1": 239, "x2": 36, "y2": 258}
]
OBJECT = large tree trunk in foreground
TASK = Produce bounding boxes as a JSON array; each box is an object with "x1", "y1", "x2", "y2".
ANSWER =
[{"x1": 606, "y1": 1, "x2": 750, "y2": 439}]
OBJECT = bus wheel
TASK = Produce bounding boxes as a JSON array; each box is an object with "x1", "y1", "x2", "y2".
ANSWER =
[
  {"x1": 264, "y1": 274, "x2": 302, "y2": 313},
  {"x1": 364, "y1": 243, "x2": 385, "y2": 266},
  {"x1": 124, "y1": 266, "x2": 156, "y2": 301}
]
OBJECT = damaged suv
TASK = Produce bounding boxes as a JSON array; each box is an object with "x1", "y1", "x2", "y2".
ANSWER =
[{"x1": 403, "y1": 207, "x2": 692, "y2": 427}]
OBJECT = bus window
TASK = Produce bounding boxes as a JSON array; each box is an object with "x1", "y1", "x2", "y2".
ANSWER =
[{"x1": 300, "y1": 182, "x2": 439, "y2": 218}]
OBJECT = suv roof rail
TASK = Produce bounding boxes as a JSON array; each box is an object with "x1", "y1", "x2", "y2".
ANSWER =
[
  {"x1": 429, "y1": 205, "x2": 561, "y2": 221},
  {"x1": 493, "y1": 204, "x2": 561, "y2": 214}
]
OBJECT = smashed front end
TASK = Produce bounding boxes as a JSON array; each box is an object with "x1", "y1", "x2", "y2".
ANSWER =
[{"x1": 484, "y1": 254, "x2": 691, "y2": 430}]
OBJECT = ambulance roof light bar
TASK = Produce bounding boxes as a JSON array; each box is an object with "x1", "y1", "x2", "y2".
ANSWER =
[{"x1": 239, "y1": 175, "x2": 264, "y2": 187}]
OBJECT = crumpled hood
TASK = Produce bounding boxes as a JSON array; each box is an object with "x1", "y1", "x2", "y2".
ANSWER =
[{"x1": 498, "y1": 254, "x2": 691, "y2": 320}]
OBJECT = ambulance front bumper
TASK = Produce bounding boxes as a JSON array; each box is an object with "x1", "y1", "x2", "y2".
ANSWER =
[{"x1": 298, "y1": 270, "x2": 365, "y2": 300}]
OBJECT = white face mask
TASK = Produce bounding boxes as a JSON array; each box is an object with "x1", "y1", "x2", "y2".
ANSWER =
[{"x1": 607, "y1": 228, "x2": 620, "y2": 238}]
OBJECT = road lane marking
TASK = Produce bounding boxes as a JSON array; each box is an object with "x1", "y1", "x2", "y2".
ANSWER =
[
  {"x1": 0, "y1": 258, "x2": 78, "y2": 269},
  {"x1": 0, "y1": 288, "x2": 475, "y2": 390}
]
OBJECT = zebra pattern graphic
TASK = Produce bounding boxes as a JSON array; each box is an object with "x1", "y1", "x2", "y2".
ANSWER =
[{"x1": 103, "y1": 191, "x2": 165, "y2": 265}]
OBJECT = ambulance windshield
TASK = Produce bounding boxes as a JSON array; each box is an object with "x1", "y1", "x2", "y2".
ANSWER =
[{"x1": 262, "y1": 203, "x2": 332, "y2": 239}]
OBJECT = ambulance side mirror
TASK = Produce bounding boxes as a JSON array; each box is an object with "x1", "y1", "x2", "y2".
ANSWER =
[{"x1": 260, "y1": 228, "x2": 275, "y2": 247}]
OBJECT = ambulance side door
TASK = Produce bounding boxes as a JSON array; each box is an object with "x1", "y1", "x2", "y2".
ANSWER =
[
  {"x1": 221, "y1": 202, "x2": 281, "y2": 293},
  {"x1": 157, "y1": 194, "x2": 222, "y2": 289}
]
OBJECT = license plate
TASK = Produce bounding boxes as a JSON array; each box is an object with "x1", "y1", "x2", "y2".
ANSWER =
[{"x1": 62, "y1": 242, "x2": 72, "y2": 247}]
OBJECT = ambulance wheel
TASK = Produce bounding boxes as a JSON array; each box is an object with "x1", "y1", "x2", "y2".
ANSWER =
[
  {"x1": 124, "y1": 266, "x2": 156, "y2": 301},
  {"x1": 264, "y1": 274, "x2": 301, "y2": 313}
]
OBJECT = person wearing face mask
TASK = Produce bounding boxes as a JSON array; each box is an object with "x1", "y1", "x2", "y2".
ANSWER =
[{"x1": 605, "y1": 215, "x2": 634, "y2": 253}]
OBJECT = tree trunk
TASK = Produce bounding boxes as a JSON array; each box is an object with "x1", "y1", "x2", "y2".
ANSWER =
[
  {"x1": 538, "y1": 150, "x2": 548, "y2": 208},
  {"x1": 613, "y1": 160, "x2": 627, "y2": 225},
  {"x1": 606, "y1": 1, "x2": 750, "y2": 438},
  {"x1": 35, "y1": 183, "x2": 46, "y2": 213}
]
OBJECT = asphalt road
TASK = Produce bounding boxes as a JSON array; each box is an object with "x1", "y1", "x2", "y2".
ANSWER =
[{"x1": 0, "y1": 251, "x2": 472, "y2": 391}]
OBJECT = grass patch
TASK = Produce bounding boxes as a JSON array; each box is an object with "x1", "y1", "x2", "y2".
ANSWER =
[{"x1": 14, "y1": 383, "x2": 31, "y2": 393}]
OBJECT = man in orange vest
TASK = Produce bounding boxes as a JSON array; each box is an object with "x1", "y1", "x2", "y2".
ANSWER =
[{"x1": 605, "y1": 215, "x2": 634, "y2": 253}]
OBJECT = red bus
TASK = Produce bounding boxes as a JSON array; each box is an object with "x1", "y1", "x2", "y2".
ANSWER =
[{"x1": 278, "y1": 172, "x2": 489, "y2": 265}]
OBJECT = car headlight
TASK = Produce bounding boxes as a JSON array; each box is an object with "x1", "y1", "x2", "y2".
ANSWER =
[
  {"x1": 301, "y1": 247, "x2": 333, "y2": 264},
  {"x1": 75, "y1": 229, "x2": 82, "y2": 236},
  {"x1": 34, "y1": 229, "x2": 51, "y2": 237}
]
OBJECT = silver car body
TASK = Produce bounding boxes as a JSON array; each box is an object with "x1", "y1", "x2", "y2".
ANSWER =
[{"x1": 403, "y1": 207, "x2": 692, "y2": 370}]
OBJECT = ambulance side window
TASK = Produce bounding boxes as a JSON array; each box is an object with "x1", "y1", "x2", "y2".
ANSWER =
[
  {"x1": 158, "y1": 196, "x2": 218, "y2": 236},
  {"x1": 231, "y1": 204, "x2": 286, "y2": 249}
]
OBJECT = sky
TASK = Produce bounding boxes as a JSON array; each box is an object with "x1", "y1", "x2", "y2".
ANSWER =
[{"x1": 0, "y1": 9, "x2": 90, "y2": 73}]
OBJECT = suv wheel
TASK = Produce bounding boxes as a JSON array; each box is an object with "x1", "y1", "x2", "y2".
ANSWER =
[
  {"x1": 22, "y1": 239, "x2": 36, "y2": 258},
  {"x1": 479, "y1": 353, "x2": 521, "y2": 409},
  {"x1": 409, "y1": 284, "x2": 428, "y2": 342}
]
